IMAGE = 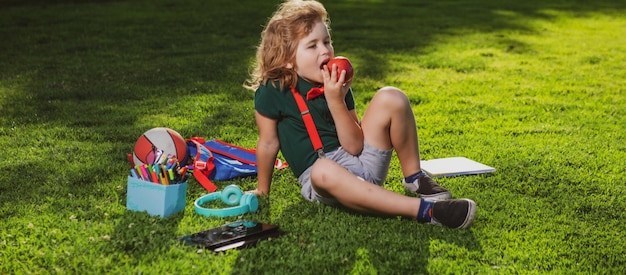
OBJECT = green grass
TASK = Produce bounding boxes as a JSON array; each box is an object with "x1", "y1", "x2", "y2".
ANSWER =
[{"x1": 1, "y1": 0, "x2": 626, "y2": 273}]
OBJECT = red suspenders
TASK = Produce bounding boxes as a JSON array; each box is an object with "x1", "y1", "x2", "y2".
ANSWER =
[{"x1": 290, "y1": 86, "x2": 325, "y2": 158}]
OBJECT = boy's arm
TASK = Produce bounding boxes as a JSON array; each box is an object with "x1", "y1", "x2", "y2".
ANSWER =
[
  {"x1": 328, "y1": 102, "x2": 362, "y2": 155},
  {"x1": 253, "y1": 110, "x2": 281, "y2": 195},
  {"x1": 323, "y1": 66, "x2": 364, "y2": 155}
]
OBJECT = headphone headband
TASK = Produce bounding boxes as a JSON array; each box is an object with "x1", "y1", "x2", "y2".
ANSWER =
[{"x1": 194, "y1": 185, "x2": 259, "y2": 217}]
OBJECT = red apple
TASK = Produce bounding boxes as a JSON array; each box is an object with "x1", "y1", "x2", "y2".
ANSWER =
[{"x1": 327, "y1": 56, "x2": 353, "y2": 82}]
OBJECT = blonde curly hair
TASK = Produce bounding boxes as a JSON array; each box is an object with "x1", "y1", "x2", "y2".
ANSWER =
[{"x1": 243, "y1": 0, "x2": 330, "y2": 91}]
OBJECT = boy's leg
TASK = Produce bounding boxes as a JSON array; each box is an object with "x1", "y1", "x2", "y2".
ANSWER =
[
  {"x1": 310, "y1": 158, "x2": 476, "y2": 229},
  {"x1": 311, "y1": 158, "x2": 420, "y2": 216},
  {"x1": 360, "y1": 86, "x2": 450, "y2": 200},
  {"x1": 360, "y1": 86, "x2": 419, "y2": 173}
]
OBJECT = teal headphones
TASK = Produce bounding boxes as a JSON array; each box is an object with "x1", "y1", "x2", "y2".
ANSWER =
[{"x1": 194, "y1": 185, "x2": 259, "y2": 217}]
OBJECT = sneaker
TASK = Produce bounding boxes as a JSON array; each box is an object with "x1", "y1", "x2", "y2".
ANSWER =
[
  {"x1": 430, "y1": 199, "x2": 476, "y2": 229},
  {"x1": 403, "y1": 175, "x2": 452, "y2": 201}
]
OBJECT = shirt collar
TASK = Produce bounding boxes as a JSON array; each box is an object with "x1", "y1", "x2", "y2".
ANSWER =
[{"x1": 294, "y1": 76, "x2": 322, "y2": 95}]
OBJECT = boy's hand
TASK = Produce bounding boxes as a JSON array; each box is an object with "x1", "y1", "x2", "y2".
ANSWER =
[{"x1": 322, "y1": 63, "x2": 352, "y2": 102}]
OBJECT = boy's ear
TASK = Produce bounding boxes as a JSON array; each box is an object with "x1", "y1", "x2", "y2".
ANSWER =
[{"x1": 285, "y1": 63, "x2": 293, "y2": 69}]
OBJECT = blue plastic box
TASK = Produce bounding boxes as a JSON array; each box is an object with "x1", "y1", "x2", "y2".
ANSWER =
[{"x1": 126, "y1": 176, "x2": 187, "y2": 218}]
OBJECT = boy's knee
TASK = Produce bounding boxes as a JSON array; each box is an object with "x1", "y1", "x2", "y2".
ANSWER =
[
  {"x1": 310, "y1": 158, "x2": 332, "y2": 179},
  {"x1": 375, "y1": 86, "x2": 410, "y2": 108},
  {"x1": 310, "y1": 158, "x2": 339, "y2": 189},
  {"x1": 378, "y1": 86, "x2": 403, "y2": 94}
]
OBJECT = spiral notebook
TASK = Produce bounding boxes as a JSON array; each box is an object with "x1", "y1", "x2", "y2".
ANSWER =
[{"x1": 420, "y1": 157, "x2": 495, "y2": 177}]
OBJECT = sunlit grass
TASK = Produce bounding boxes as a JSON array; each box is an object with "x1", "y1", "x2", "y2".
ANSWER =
[{"x1": 1, "y1": 0, "x2": 625, "y2": 273}]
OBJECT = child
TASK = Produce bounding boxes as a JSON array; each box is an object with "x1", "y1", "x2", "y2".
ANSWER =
[{"x1": 244, "y1": 0, "x2": 476, "y2": 229}]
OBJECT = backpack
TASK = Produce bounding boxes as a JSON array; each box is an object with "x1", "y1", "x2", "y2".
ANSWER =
[{"x1": 186, "y1": 137, "x2": 287, "y2": 192}]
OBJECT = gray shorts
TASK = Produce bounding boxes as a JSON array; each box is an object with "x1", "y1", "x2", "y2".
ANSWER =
[{"x1": 297, "y1": 141, "x2": 393, "y2": 205}]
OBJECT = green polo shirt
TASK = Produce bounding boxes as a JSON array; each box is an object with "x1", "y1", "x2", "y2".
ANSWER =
[{"x1": 254, "y1": 77, "x2": 355, "y2": 177}]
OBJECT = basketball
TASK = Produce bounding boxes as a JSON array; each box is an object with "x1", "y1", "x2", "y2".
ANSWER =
[{"x1": 132, "y1": 127, "x2": 188, "y2": 166}]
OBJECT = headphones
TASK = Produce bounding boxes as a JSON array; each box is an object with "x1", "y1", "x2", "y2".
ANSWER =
[{"x1": 194, "y1": 185, "x2": 259, "y2": 217}]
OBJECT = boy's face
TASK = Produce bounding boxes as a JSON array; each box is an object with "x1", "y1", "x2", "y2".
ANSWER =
[{"x1": 293, "y1": 20, "x2": 334, "y2": 84}]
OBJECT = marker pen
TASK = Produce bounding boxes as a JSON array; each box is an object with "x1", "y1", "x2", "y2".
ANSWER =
[
  {"x1": 140, "y1": 165, "x2": 150, "y2": 182},
  {"x1": 154, "y1": 163, "x2": 160, "y2": 177},
  {"x1": 178, "y1": 166, "x2": 188, "y2": 179},
  {"x1": 168, "y1": 168, "x2": 175, "y2": 181},
  {"x1": 127, "y1": 153, "x2": 136, "y2": 168},
  {"x1": 154, "y1": 150, "x2": 163, "y2": 165},
  {"x1": 161, "y1": 171, "x2": 169, "y2": 185},
  {"x1": 150, "y1": 168, "x2": 159, "y2": 184},
  {"x1": 135, "y1": 165, "x2": 143, "y2": 180},
  {"x1": 158, "y1": 153, "x2": 167, "y2": 164},
  {"x1": 130, "y1": 168, "x2": 139, "y2": 179}
]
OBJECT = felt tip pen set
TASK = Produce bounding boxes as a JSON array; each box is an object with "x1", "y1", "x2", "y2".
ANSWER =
[
  {"x1": 125, "y1": 149, "x2": 188, "y2": 217},
  {"x1": 126, "y1": 176, "x2": 187, "y2": 217},
  {"x1": 128, "y1": 150, "x2": 188, "y2": 185}
]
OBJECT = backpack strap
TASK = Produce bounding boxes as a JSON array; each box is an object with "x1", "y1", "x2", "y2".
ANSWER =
[
  {"x1": 187, "y1": 137, "x2": 218, "y2": 192},
  {"x1": 205, "y1": 139, "x2": 257, "y2": 165},
  {"x1": 290, "y1": 86, "x2": 325, "y2": 158},
  {"x1": 206, "y1": 139, "x2": 288, "y2": 169}
]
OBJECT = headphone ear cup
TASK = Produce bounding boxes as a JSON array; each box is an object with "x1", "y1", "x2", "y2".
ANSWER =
[
  {"x1": 240, "y1": 194, "x2": 259, "y2": 213},
  {"x1": 221, "y1": 185, "x2": 243, "y2": 205}
]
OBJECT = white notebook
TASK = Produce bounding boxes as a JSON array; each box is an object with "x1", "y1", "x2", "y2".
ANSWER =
[{"x1": 420, "y1": 157, "x2": 495, "y2": 177}]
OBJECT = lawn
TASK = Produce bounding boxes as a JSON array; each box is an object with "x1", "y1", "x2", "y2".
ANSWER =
[{"x1": 1, "y1": 0, "x2": 625, "y2": 274}]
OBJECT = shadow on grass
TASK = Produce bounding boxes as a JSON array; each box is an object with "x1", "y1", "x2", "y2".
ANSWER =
[
  {"x1": 2, "y1": 0, "x2": 625, "y2": 125},
  {"x1": 106, "y1": 209, "x2": 186, "y2": 258},
  {"x1": 0, "y1": 0, "x2": 623, "y2": 198},
  {"x1": 232, "y1": 200, "x2": 482, "y2": 273}
]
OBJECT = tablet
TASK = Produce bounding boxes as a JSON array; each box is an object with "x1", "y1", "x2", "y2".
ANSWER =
[{"x1": 179, "y1": 220, "x2": 284, "y2": 252}]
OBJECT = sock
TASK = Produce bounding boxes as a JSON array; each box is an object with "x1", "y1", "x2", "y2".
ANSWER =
[
  {"x1": 416, "y1": 198, "x2": 434, "y2": 223},
  {"x1": 404, "y1": 170, "x2": 426, "y2": 184}
]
